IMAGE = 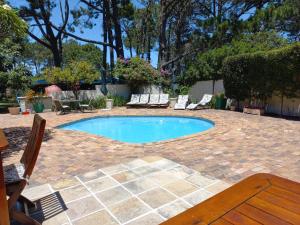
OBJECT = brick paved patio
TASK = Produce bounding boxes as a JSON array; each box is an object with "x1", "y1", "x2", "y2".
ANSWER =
[{"x1": 1, "y1": 108, "x2": 300, "y2": 187}]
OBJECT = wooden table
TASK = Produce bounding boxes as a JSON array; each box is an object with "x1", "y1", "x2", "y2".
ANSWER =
[
  {"x1": 0, "y1": 129, "x2": 9, "y2": 225},
  {"x1": 60, "y1": 99, "x2": 81, "y2": 110},
  {"x1": 161, "y1": 173, "x2": 300, "y2": 225}
]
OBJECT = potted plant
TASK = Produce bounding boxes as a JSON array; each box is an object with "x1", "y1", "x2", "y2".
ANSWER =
[
  {"x1": 26, "y1": 90, "x2": 45, "y2": 113},
  {"x1": 243, "y1": 106, "x2": 265, "y2": 115},
  {"x1": 105, "y1": 95, "x2": 114, "y2": 110},
  {"x1": 215, "y1": 93, "x2": 226, "y2": 109},
  {"x1": 166, "y1": 89, "x2": 177, "y2": 108},
  {"x1": 8, "y1": 103, "x2": 20, "y2": 115}
]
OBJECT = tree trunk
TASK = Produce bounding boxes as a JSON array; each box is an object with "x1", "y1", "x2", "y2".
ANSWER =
[
  {"x1": 51, "y1": 47, "x2": 62, "y2": 68},
  {"x1": 280, "y1": 93, "x2": 284, "y2": 116},
  {"x1": 129, "y1": 41, "x2": 133, "y2": 57},
  {"x1": 101, "y1": 0, "x2": 108, "y2": 96},
  {"x1": 147, "y1": 36, "x2": 151, "y2": 62},
  {"x1": 105, "y1": 0, "x2": 115, "y2": 74},
  {"x1": 111, "y1": 0, "x2": 124, "y2": 58},
  {"x1": 158, "y1": 1, "x2": 168, "y2": 67}
]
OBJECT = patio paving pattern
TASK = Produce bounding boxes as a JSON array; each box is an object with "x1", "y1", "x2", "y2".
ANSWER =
[
  {"x1": 0, "y1": 108, "x2": 300, "y2": 185},
  {"x1": 1, "y1": 108, "x2": 300, "y2": 186},
  {"x1": 22, "y1": 157, "x2": 229, "y2": 225}
]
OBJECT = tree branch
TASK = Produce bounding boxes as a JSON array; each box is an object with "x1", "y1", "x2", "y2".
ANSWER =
[
  {"x1": 56, "y1": 0, "x2": 70, "y2": 39},
  {"x1": 51, "y1": 23, "x2": 115, "y2": 48},
  {"x1": 80, "y1": 0, "x2": 103, "y2": 13},
  {"x1": 31, "y1": 10, "x2": 49, "y2": 41},
  {"x1": 27, "y1": 31, "x2": 51, "y2": 49}
]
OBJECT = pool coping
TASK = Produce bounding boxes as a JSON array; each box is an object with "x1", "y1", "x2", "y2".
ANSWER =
[{"x1": 54, "y1": 114, "x2": 218, "y2": 146}]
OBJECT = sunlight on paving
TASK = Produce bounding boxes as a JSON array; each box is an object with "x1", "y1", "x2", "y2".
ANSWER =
[{"x1": 22, "y1": 157, "x2": 230, "y2": 225}]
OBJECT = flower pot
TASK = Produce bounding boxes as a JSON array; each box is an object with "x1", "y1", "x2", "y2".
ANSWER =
[
  {"x1": 33, "y1": 102, "x2": 45, "y2": 113},
  {"x1": 169, "y1": 97, "x2": 178, "y2": 108},
  {"x1": 106, "y1": 99, "x2": 113, "y2": 110},
  {"x1": 230, "y1": 106, "x2": 236, "y2": 111},
  {"x1": 243, "y1": 107, "x2": 264, "y2": 116},
  {"x1": 215, "y1": 97, "x2": 226, "y2": 109},
  {"x1": 8, "y1": 107, "x2": 20, "y2": 115}
]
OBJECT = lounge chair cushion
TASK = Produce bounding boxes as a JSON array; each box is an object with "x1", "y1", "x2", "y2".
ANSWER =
[
  {"x1": 127, "y1": 94, "x2": 140, "y2": 105},
  {"x1": 174, "y1": 95, "x2": 189, "y2": 109},
  {"x1": 174, "y1": 103, "x2": 187, "y2": 110},
  {"x1": 4, "y1": 163, "x2": 25, "y2": 184},
  {"x1": 159, "y1": 94, "x2": 169, "y2": 104},
  {"x1": 148, "y1": 94, "x2": 160, "y2": 105},
  {"x1": 136, "y1": 94, "x2": 149, "y2": 104},
  {"x1": 186, "y1": 103, "x2": 198, "y2": 109},
  {"x1": 199, "y1": 94, "x2": 213, "y2": 105}
]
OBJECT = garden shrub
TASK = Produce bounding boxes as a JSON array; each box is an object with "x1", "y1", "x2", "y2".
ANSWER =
[
  {"x1": 108, "y1": 95, "x2": 127, "y2": 107},
  {"x1": 81, "y1": 96, "x2": 106, "y2": 109},
  {"x1": 112, "y1": 57, "x2": 161, "y2": 90},
  {"x1": 222, "y1": 43, "x2": 300, "y2": 111}
]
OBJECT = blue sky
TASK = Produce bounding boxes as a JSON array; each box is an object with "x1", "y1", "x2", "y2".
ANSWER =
[{"x1": 9, "y1": 0, "x2": 159, "y2": 67}]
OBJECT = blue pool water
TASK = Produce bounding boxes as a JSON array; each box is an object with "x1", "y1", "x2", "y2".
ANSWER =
[{"x1": 59, "y1": 116, "x2": 214, "y2": 144}]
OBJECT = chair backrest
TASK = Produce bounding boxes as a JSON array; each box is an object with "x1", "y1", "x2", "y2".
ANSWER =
[
  {"x1": 20, "y1": 114, "x2": 46, "y2": 179},
  {"x1": 200, "y1": 94, "x2": 213, "y2": 104},
  {"x1": 53, "y1": 99, "x2": 62, "y2": 111},
  {"x1": 159, "y1": 94, "x2": 169, "y2": 103},
  {"x1": 131, "y1": 94, "x2": 140, "y2": 103},
  {"x1": 178, "y1": 95, "x2": 188, "y2": 103},
  {"x1": 139, "y1": 94, "x2": 149, "y2": 103},
  {"x1": 149, "y1": 94, "x2": 159, "y2": 104}
]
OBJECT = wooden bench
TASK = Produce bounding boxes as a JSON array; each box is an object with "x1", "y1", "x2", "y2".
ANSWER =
[{"x1": 160, "y1": 173, "x2": 300, "y2": 225}]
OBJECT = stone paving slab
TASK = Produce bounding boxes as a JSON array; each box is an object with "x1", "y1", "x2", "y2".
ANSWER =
[
  {"x1": 1, "y1": 108, "x2": 300, "y2": 185},
  {"x1": 22, "y1": 157, "x2": 230, "y2": 225}
]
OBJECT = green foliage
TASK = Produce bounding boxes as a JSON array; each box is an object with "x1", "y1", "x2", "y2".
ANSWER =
[
  {"x1": 113, "y1": 57, "x2": 161, "y2": 89},
  {"x1": 63, "y1": 40, "x2": 103, "y2": 69},
  {"x1": 22, "y1": 41, "x2": 52, "y2": 74},
  {"x1": 178, "y1": 86, "x2": 189, "y2": 95},
  {"x1": 223, "y1": 43, "x2": 300, "y2": 108},
  {"x1": 80, "y1": 96, "x2": 106, "y2": 109},
  {"x1": 0, "y1": 38, "x2": 32, "y2": 95},
  {"x1": 0, "y1": 4, "x2": 27, "y2": 40},
  {"x1": 182, "y1": 32, "x2": 288, "y2": 87},
  {"x1": 6, "y1": 65, "x2": 32, "y2": 91},
  {"x1": 0, "y1": 38, "x2": 22, "y2": 71},
  {"x1": 44, "y1": 61, "x2": 99, "y2": 99},
  {"x1": 107, "y1": 95, "x2": 127, "y2": 107}
]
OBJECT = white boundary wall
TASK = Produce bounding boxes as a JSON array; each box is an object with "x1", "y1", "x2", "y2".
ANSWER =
[
  {"x1": 189, "y1": 80, "x2": 300, "y2": 117},
  {"x1": 52, "y1": 84, "x2": 131, "y2": 100}
]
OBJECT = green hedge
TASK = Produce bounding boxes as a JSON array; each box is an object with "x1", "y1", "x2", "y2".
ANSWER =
[{"x1": 223, "y1": 43, "x2": 300, "y2": 108}]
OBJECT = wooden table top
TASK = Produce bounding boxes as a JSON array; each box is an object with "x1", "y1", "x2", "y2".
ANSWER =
[
  {"x1": 0, "y1": 129, "x2": 10, "y2": 225},
  {"x1": 160, "y1": 173, "x2": 300, "y2": 225},
  {"x1": 0, "y1": 129, "x2": 8, "y2": 151}
]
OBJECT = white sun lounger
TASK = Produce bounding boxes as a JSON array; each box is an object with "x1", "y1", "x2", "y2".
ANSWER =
[
  {"x1": 186, "y1": 94, "x2": 213, "y2": 110},
  {"x1": 127, "y1": 94, "x2": 140, "y2": 106},
  {"x1": 148, "y1": 94, "x2": 160, "y2": 106},
  {"x1": 158, "y1": 94, "x2": 169, "y2": 107},
  {"x1": 136, "y1": 94, "x2": 150, "y2": 105},
  {"x1": 174, "y1": 95, "x2": 189, "y2": 110}
]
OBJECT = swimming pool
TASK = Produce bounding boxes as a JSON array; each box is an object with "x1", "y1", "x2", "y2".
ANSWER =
[{"x1": 59, "y1": 116, "x2": 214, "y2": 144}]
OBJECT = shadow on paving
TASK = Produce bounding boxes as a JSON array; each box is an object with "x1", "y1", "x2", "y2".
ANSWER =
[
  {"x1": 2, "y1": 127, "x2": 53, "y2": 159},
  {"x1": 12, "y1": 192, "x2": 68, "y2": 225}
]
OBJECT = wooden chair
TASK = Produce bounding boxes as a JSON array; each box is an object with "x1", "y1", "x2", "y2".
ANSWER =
[
  {"x1": 79, "y1": 98, "x2": 94, "y2": 112},
  {"x1": 4, "y1": 114, "x2": 46, "y2": 225},
  {"x1": 53, "y1": 99, "x2": 70, "y2": 115}
]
